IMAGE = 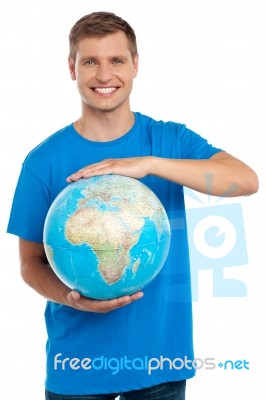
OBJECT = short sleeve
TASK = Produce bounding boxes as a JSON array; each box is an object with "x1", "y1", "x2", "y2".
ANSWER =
[
  {"x1": 7, "y1": 163, "x2": 51, "y2": 243},
  {"x1": 180, "y1": 125, "x2": 223, "y2": 160}
]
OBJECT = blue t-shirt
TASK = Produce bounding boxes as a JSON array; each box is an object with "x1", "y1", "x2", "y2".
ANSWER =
[{"x1": 7, "y1": 112, "x2": 222, "y2": 395}]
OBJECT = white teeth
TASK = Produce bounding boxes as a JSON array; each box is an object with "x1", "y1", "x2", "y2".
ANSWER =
[{"x1": 94, "y1": 87, "x2": 117, "y2": 93}]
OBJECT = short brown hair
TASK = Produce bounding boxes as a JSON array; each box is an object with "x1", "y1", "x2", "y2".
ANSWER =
[{"x1": 69, "y1": 11, "x2": 138, "y2": 61}]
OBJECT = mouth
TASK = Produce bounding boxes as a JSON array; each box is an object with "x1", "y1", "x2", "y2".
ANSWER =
[{"x1": 92, "y1": 87, "x2": 119, "y2": 94}]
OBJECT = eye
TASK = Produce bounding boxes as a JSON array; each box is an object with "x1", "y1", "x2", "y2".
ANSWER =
[
  {"x1": 84, "y1": 59, "x2": 96, "y2": 65},
  {"x1": 112, "y1": 59, "x2": 123, "y2": 64}
]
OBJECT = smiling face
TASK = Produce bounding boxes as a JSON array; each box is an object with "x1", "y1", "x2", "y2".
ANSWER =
[{"x1": 68, "y1": 31, "x2": 139, "y2": 115}]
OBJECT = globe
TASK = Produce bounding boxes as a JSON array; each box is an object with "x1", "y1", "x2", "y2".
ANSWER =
[{"x1": 43, "y1": 174, "x2": 171, "y2": 299}]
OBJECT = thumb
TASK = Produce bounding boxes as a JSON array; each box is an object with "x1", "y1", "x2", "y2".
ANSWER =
[{"x1": 67, "y1": 290, "x2": 81, "y2": 302}]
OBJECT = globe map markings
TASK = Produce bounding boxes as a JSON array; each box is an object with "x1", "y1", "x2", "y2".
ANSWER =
[{"x1": 43, "y1": 175, "x2": 171, "y2": 299}]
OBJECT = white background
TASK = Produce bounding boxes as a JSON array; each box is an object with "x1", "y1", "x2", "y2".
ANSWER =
[{"x1": 0, "y1": 0, "x2": 265, "y2": 399}]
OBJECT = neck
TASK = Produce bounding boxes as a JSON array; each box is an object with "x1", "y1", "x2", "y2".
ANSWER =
[{"x1": 74, "y1": 105, "x2": 135, "y2": 142}]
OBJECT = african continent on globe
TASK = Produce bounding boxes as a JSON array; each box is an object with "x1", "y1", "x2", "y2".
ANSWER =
[{"x1": 43, "y1": 175, "x2": 171, "y2": 299}]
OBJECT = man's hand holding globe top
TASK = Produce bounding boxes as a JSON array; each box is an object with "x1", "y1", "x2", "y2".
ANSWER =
[
  {"x1": 66, "y1": 156, "x2": 153, "y2": 183},
  {"x1": 43, "y1": 157, "x2": 171, "y2": 311}
]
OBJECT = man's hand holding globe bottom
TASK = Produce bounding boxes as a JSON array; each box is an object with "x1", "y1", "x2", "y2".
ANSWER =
[
  {"x1": 43, "y1": 173, "x2": 171, "y2": 310},
  {"x1": 67, "y1": 290, "x2": 144, "y2": 313}
]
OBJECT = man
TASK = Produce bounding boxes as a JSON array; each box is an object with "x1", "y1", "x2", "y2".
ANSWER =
[{"x1": 7, "y1": 11, "x2": 258, "y2": 400}]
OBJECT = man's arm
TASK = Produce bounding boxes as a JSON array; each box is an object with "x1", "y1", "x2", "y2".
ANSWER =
[
  {"x1": 19, "y1": 238, "x2": 143, "y2": 313},
  {"x1": 67, "y1": 152, "x2": 259, "y2": 197}
]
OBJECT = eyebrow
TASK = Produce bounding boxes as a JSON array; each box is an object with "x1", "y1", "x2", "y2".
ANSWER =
[
  {"x1": 79, "y1": 56, "x2": 96, "y2": 64},
  {"x1": 79, "y1": 55, "x2": 129, "y2": 64}
]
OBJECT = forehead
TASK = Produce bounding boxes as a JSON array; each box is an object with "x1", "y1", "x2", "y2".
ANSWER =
[{"x1": 76, "y1": 31, "x2": 131, "y2": 57}]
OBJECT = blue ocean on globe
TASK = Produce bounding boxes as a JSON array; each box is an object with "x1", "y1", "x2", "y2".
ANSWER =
[{"x1": 43, "y1": 175, "x2": 171, "y2": 299}]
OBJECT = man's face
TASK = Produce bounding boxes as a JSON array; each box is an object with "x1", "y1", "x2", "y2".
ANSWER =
[{"x1": 68, "y1": 31, "x2": 138, "y2": 114}]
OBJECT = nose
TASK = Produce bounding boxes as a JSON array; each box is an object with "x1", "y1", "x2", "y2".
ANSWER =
[{"x1": 96, "y1": 62, "x2": 113, "y2": 83}]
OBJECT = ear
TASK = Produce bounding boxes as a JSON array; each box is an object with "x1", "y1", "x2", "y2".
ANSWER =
[
  {"x1": 68, "y1": 56, "x2": 76, "y2": 81},
  {"x1": 132, "y1": 54, "x2": 139, "y2": 78}
]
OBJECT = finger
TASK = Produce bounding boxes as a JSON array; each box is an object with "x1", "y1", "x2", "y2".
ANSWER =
[
  {"x1": 105, "y1": 292, "x2": 144, "y2": 309},
  {"x1": 67, "y1": 290, "x2": 81, "y2": 302},
  {"x1": 129, "y1": 291, "x2": 144, "y2": 301},
  {"x1": 66, "y1": 161, "x2": 113, "y2": 182},
  {"x1": 82, "y1": 291, "x2": 144, "y2": 313}
]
